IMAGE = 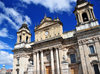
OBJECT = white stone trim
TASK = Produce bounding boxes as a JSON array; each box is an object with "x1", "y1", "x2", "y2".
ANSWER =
[
  {"x1": 14, "y1": 43, "x2": 31, "y2": 49},
  {"x1": 76, "y1": 21, "x2": 99, "y2": 31}
]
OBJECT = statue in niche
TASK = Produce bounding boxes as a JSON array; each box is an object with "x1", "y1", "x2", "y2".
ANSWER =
[
  {"x1": 63, "y1": 55, "x2": 66, "y2": 61},
  {"x1": 29, "y1": 58, "x2": 33, "y2": 65},
  {"x1": 45, "y1": 51, "x2": 50, "y2": 62},
  {"x1": 62, "y1": 55, "x2": 68, "y2": 63},
  {"x1": 62, "y1": 55, "x2": 70, "y2": 74},
  {"x1": 46, "y1": 54, "x2": 50, "y2": 62}
]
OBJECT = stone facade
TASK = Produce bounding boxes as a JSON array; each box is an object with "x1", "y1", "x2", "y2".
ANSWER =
[{"x1": 12, "y1": 0, "x2": 100, "y2": 74}]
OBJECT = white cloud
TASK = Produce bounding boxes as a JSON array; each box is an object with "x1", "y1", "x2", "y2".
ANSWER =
[
  {"x1": 0, "y1": 1, "x2": 32, "y2": 30},
  {"x1": 0, "y1": 51, "x2": 13, "y2": 66},
  {"x1": 0, "y1": 40, "x2": 12, "y2": 50},
  {"x1": 0, "y1": 28, "x2": 8, "y2": 37},
  {"x1": 0, "y1": 28, "x2": 14, "y2": 39},
  {"x1": 0, "y1": 14, "x2": 19, "y2": 30},
  {"x1": 21, "y1": 0, "x2": 76, "y2": 12}
]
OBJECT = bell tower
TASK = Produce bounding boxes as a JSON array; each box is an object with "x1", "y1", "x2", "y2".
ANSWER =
[
  {"x1": 17, "y1": 23, "x2": 31, "y2": 44},
  {"x1": 74, "y1": 0, "x2": 99, "y2": 31}
]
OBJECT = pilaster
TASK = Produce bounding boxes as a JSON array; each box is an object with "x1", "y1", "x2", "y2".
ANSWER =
[
  {"x1": 83, "y1": 44, "x2": 94, "y2": 74},
  {"x1": 78, "y1": 45, "x2": 88, "y2": 74},
  {"x1": 94, "y1": 40, "x2": 100, "y2": 71}
]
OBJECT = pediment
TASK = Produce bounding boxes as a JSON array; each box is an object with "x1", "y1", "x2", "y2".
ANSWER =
[{"x1": 36, "y1": 22, "x2": 55, "y2": 30}]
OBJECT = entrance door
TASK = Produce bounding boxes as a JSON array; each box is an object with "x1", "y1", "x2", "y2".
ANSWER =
[
  {"x1": 46, "y1": 66, "x2": 51, "y2": 74},
  {"x1": 70, "y1": 68, "x2": 78, "y2": 74},
  {"x1": 93, "y1": 64, "x2": 100, "y2": 74}
]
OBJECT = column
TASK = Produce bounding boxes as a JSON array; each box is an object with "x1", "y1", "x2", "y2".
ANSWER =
[
  {"x1": 79, "y1": 13, "x2": 83, "y2": 23},
  {"x1": 50, "y1": 49, "x2": 55, "y2": 74},
  {"x1": 41, "y1": 51, "x2": 44, "y2": 74},
  {"x1": 33, "y1": 53, "x2": 37, "y2": 74},
  {"x1": 91, "y1": 9, "x2": 95, "y2": 19},
  {"x1": 88, "y1": 9, "x2": 92, "y2": 19},
  {"x1": 55, "y1": 48, "x2": 60, "y2": 74},
  {"x1": 86, "y1": 10, "x2": 91, "y2": 21},
  {"x1": 36, "y1": 52, "x2": 40, "y2": 74}
]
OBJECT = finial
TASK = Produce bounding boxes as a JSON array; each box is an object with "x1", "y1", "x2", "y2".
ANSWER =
[
  {"x1": 57, "y1": 16, "x2": 59, "y2": 19},
  {"x1": 57, "y1": 14, "x2": 59, "y2": 19},
  {"x1": 23, "y1": 19, "x2": 27, "y2": 24},
  {"x1": 35, "y1": 24, "x2": 37, "y2": 29},
  {"x1": 57, "y1": 16, "x2": 60, "y2": 21},
  {"x1": 44, "y1": 13, "x2": 47, "y2": 18},
  {"x1": 35, "y1": 23, "x2": 36, "y2": 27}
]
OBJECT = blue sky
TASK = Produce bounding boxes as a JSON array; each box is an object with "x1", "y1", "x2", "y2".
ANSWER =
[{"x1": 0, "y1": 0, "x2": 100, "y2": 69}]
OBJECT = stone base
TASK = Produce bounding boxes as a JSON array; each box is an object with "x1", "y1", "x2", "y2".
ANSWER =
[
  {"x1": 61, "y1": 61, "x2": 70, "y2": 74},
  {"x1": 27, "y1": 65, "x2": 34, "y2": 74}
]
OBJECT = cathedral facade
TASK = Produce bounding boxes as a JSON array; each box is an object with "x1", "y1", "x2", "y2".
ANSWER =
[{"x1": 13, "y1": 0, "x2": 100, "y2": 74}]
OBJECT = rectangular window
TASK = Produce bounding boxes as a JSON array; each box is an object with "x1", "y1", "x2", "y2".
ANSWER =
[
  {"x1": 17, "y1": 57, "x2": 20, "y2": 65},
  {"x1": 70, "y1": 54, "x2": 76, "y2": 63},
  {"x1": 89, "y1": 45, "x2": 95, "y2": 54}
]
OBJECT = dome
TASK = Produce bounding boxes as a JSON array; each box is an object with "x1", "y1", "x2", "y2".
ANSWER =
[
  {"x1": 77, "y1": 0, "x2": 87, "y2": 5},
  {"x1": 19, "y1": 23, "x2": 29, "y2": 30}
]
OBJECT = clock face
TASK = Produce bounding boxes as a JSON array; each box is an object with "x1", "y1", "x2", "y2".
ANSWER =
[{"x1": 45, "y1": 31, "x2": 48, "y2": 35}]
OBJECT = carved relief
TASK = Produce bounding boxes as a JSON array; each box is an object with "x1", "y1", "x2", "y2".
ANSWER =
[{"x1": 78, "y1": 36, "x2": 100, "y2": 45}]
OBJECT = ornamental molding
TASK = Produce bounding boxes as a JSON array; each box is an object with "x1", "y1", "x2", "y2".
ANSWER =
[
  {"x1": 33, "y1": 44, "x2": 62, "y2": 53},
  {"x1": 78, "y1": 36, "x2": 100, "y2": 45},
  {"x1": 76, "y1": 26, "x2": 100, "y2": 39},
  {"x1": 14, "y1": 52, "x2": 32, "y2": 58}
]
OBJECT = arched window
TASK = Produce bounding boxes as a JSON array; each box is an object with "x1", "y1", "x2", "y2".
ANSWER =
[
  {"x1": 19, "y1": 35, "x2": 22, "y2": 42},
  {"x1": 93, "y1": 64, "x2": 100, "y2": 74},
  {"x1": 67, "y1": 47, "x2": 77, "y2": 63},
  {"x1": 16, "y1": 68, "x2": 19, "y2": 74},
  {"x1": 82, "y1": 12, "x2": 89, "y2": 22},
  {"x1": 26, "y1": 36, "x2": 28, "y2": 43}
]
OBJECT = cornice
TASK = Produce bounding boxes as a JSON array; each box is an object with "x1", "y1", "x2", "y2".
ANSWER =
[
  {"x1": 76, "y1": 26, "x2": 100, "y2": 38},
  {"x1": 12, "y1": 48, "x2": 32, "y2": 53},
  {"x1": 74, "y1": 2, "x2": 93, "y2": 13},
  {"x1": 32, "y1": 36, "x2": 63, "y2": 46},
  {"x1": 17, "y1": 30, "x2": 31, "y2": 35}
]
